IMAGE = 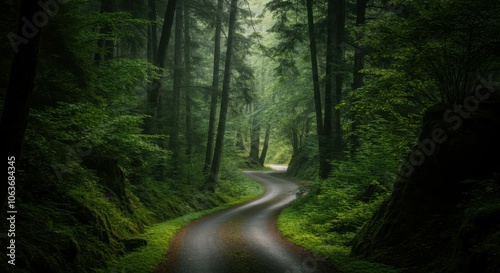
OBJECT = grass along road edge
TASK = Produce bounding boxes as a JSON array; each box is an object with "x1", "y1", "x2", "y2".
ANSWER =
[
  {"x1": 95, "y1": 174, "x2": 264, "y2": 273},
  {"x1": 277, "y1": 197, "x2": 402, "y2": 273}
]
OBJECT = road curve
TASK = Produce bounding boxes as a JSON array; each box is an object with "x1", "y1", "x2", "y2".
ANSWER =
[{"x1": 157, "y1": 169, "x2": 330, "y2": 273}]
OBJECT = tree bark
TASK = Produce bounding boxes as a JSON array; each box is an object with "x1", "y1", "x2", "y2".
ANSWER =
[
  {"x1": 320, "y1": 0, "x2": 345, "y2": 179},
  {"x1": 147, "y1": 0, "x2": 158, "y2": 62},
  {"x1": 205, "y1": 0, "x2": 239, "y2": 190},
  {"x1": 331, "y1": 0, "x2": 345, "y2": 160},
  {"x1": 249, "y1": 112, "x2": 261, "y2": 165},
  {"x1": 306, "y1": 0, "x2": 323, "y2": 135},
  {"x1": 148, "y1": 0, "x2": 177, "y2": 111},
  {"x1": 169, "y1": 0, "x2": 183, "y2": 174},
  {"x1": 350, "y1": 0, "x2": 367, "y2": 151},
  {"x1": 157, "y1": 0, "x2": 178, "y2": 68},
  {"x1": 322, "y1": 0, "x2": 337, "y2": 179},
  {"x1": 306, "y1": 0, "x2": 329, "y2": 179},
  {"x1": 291, "y1": 127, "x2": 299, "y2": 155},
  {"x1": 259, "y1": 124, "x2": 271, "y2": 166},
  {"x1": 184, "y1": 0, "x2": 193, "y2": 157},
  {"x1": 1, "y1": 0, "x2": 42, "y2": 205},
  {"x1": 203, "y1": 0, "x2": 224, "y2": 173}
]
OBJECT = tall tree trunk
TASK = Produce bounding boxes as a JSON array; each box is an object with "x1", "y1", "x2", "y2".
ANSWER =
[
  {"x1": 1, "y1": 0, "x2": 42, "y2": 205},
  {"x1": 320, "y1": 0, "x2": 346, "y2": 179},
  {"x1": 203, "y1": 0, "x2": 224, "y2": 173},
  {"x1": 306, "y1": 0, "x2": 329, "y2": 179},
  {"x1": 169, "y1": 1, "x2": 183, "y2": 174},
  {"x1": 350, "y1": 0, "x2": 367, "y2": 151},
  {"x1": 147, "y1": 0, "x2": 158, "y2": 62},
  {"x1": 259, "y1": 124, "x2": 271, "y2": 166},
  {"x1": 291, "y1": 127, "x2": 299, "y2": 155},
  {"x1": 205, "y1": 0, "x2": 238, "y2": 190},
  {"x1": 322, "y1": 0, "x2": 337, "y2": 179},
  {"x1": 306, "y1": 0, "x2": 323, "y2": 135},
  {"x1": 148, "y1": 0, "x2": 177, "y2": 112},
  {"x1": 123, "y1": 0, "x2": 144, "y2": 59},
  {"x1": 157, "y1": 0, "x2": 177, "y2": 68},
  {"x1": 249, "y1": 111, "x2": 261, "y2": 165},
  {"x1": 331, "y1": 0, "x2": 345, "y2": 160},
  {"x1": 184, "y1": 0, "x2": 193, "y2": 157},
  {"x1": 324, "y1": 0, "x2": 335, "y2": 140}
]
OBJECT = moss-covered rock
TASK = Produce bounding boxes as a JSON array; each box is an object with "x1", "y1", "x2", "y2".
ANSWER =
[
  {"x1": 121, "y1": 237, "x2": 148, "y2": 252},
  {"x1": 352, "y1": 97, "x2": 500, "y2": 273}
]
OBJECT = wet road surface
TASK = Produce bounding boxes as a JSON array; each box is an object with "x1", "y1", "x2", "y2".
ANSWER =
[{"x1": 159, "y1": 168, "x2": 330, "y2": 273}]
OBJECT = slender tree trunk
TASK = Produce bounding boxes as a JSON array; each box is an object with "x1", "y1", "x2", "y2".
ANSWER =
[
  {"x1": 320, "y1": 0, "x2": 345, "y2": 179},
  {"x1": 169, "y1": 1, "x2": 183, "y2": 174},
  {"x1": 1, "y1": 0, "x2": 42, "y2": 205},
  {"x1": 123, "y1": 0, "x2": 144, "y2": 59},
  {"x1": 205, "y1": 0, "x2": 239, "y2": 190},
  {"x1": 249, "y1": 111, "x2": 261, "y2": 165},
  {"x1": 147, "y1": 0, "x2": 158, "y2": 62},
  {"x1": 323, "y1": 0, "x2": 337, "y2": 179},
  {"x1": 259, "y1": 124, "x2": 271, "y2": 166},
  {"x1": 303, "y1": 117, "x2": 311, "y2": 145},
  {"x1": 306, "y1": 0, "x2": 329, "y2": 179},
  {"x1": 203, "y1": 0, "x2": 224, "y2": 173},
  {"x1": 306, "y1": 0, "x2": 323, "y2": 135},
  {"x1": 184, "y1": 0, "x2": 193, "y2": 157},
  {"x1": 148, "y1": 0, "x2": 177, "y2": 111},
  {"x1": 291, "y1": 127, "x2": 299, "y2": 155},
  {"x1": 331, "y1": 0, "x2": 346, "y2": 159},
  {"x1": 350, "y1": 0, "x2": 367, "y2": 151},
  {"x1": 157, "y1": 0, "x2": 177, "y2": 68}
]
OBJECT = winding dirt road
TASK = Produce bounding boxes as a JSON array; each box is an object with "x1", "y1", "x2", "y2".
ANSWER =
[{"x1": 156, "y1": 166, "x2": 332, "y2": 273}]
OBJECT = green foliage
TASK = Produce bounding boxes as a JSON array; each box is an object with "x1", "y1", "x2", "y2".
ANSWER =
[
  {"x1": 277, "y1": 108, "x2": 416, "y2": 272},
  {"x1": 290, "y1": 176, "x2": 390, "y2": 246},
  {"x1": 217, "y1": 158, "x2": 264, "y2": 200},
  {"x1": 7, "y1": 4, "x2": 171, "y2": 270},
  {"x1": 265, "y1": 138, "x2": 293, "y2": 164},
  {"x1": 360, "y1": 0, "x2": 500, "y2": 104},
  {"x1": 6, "y1": 0, "x2": 497, "y2": 272}
]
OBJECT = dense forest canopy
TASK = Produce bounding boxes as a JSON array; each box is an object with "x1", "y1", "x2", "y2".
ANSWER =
[{"x1": 0, "y1": 0, "x2": 499, "y2": 272}]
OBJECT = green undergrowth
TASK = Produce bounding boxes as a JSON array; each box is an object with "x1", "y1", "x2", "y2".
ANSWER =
[
  {"x1": 277, "y1": 121, "x2": 414, "y2": 273},
  {"x1": 278, "y1": 207, "x2": 401, "y2": 273},
  {"x1": 96, "y1": 172, "x2": 264, "y2": 273},
  {"x1": 0, "y1": 153, "x2": 263, "y2": 273}
]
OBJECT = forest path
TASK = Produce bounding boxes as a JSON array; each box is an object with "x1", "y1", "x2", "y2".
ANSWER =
[{"x1": 156, "y1": 167, "x2": 330, "y2": 273}]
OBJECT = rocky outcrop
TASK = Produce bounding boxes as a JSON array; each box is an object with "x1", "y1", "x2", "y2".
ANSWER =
[{"x1": 351, "y1": 94, "x2": 500, "y2": 273}]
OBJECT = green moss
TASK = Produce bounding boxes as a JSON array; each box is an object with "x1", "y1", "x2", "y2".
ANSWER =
[{"x1": 69, "y1": 180, "x2": 144, "y2": 236}]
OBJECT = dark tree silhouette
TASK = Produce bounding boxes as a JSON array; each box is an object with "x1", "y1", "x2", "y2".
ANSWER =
[
  {"x1": 1, "y1": 0, "x2": 43, "y2": 206},
  {"x1": 204, "y1": 0, "x2": 224, "y2": 173}
]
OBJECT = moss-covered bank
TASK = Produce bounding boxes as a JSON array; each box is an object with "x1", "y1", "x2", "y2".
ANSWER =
[{"x1": 0, "y1": 157, "x2": 263, "y2": 273}]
